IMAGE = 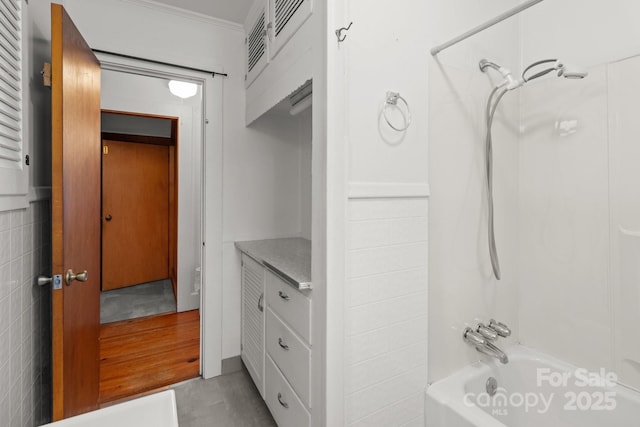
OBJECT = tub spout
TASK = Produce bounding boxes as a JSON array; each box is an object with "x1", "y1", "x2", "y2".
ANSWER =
[
  {"x1": 463, "y1": 327, "x2": 509, "y2": 364},
  {"x1": 477, "y1": 341, "x2": 509, "y2": 364}
]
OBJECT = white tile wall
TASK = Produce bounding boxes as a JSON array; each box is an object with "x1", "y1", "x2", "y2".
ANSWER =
[
  {"x1": 345, "y1": 197, "x2": 428, "y2": 426},
  {"x1": 0, "y1": 201, "x2": 52, "y2": 427},
  {"x1": 518, "y1": 65, "x2": 612, "y2": 373}
]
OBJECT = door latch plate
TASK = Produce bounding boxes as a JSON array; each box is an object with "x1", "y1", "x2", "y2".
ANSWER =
[{"x1": 53, "y1": 274, "x2": 63, "y2": 290}]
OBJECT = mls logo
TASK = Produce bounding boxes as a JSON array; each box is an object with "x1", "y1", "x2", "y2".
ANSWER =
[{"x1": 492, "y1": 408, "x2": 508, "y2": 416}]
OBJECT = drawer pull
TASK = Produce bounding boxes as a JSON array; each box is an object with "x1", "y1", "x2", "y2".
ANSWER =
[
  {"x1": 278, "y1": 291, "x2": 290, "y2": 301},
  {"x1": 277, "y1": 392, "x2": 289, "y2": 409},
  {"x1": 278, "y1": 337, "x2": 289, "y2": 350},
  {"x1": 258, "y1": 293, "x2": 264, "y2": 312}
]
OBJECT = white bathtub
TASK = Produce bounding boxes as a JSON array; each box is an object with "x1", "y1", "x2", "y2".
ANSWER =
[
  {"x1": 41, "y1": 390, "x2": 179, "y2": 427},
  {"x1": 426, "y1": 346, "x2": 640, "y2": 427}
]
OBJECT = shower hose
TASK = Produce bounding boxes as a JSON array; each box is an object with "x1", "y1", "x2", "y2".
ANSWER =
[{"x1": 485, "y1": 86, "x2": 508, "y2": 280}]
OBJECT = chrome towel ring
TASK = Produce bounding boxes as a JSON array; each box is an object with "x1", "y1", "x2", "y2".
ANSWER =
[{"x1": 383, "y1": 91, "x2": 412, "y2": 131}]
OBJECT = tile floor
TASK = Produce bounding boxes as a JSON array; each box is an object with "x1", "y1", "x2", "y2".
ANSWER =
[
  {"x1": 172, "y1": 367, "x2": 276, "y2": 427},
  {"x1": 100, "y1": 279, "x2": 176, "y2": 323}
]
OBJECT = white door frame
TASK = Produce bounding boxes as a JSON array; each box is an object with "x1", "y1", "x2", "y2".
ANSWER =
[{"x1": 96, "y1": 53, "x2": 224, "y2": 378}]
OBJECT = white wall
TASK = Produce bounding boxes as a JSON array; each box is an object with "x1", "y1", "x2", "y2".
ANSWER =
[
  {"x1": 522, "y1": 0, "x2": 640, "y2": 70},
  {"x1": 222, "y1": 107, "x2": 309, "y2": 358},
  {"x1": 518, "y1": 67, "x2": 610, "y2": 372},
  {"x1": 299, "y1": 109, "x2": 313, "y2": 240},
  {"x1": 518, "y1": 1, "x2": 640, "y2": 389},
  {"x1": 329, "y1": 0, "x2": 430, "y2": 424},
  {"x1": 427, "y1": 0, "x2": 521, "y2": 383}
]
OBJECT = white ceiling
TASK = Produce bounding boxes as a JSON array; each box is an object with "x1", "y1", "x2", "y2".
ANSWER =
[{"x1": 151, "y1": 0, "x2": 254, "y2": 24}]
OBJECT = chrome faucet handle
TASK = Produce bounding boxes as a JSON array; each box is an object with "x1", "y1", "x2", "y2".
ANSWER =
[
  {"x1": 476, "y1": 323, "x2": 498, "y2": 341},
  {"x1": 463, "y1": 327, "x2": 487, "y2": 347},
  {"x1": 489, "y1": 319, "x2": 511, "y2": 337}
]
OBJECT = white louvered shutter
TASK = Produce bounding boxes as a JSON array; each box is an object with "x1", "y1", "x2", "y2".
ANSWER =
[
  {"x1": 245, "y1": 1, "x2": 268, "y2": 87},
  {"x1": 0, "y1": 0, "x2": 25, "y2": 199},
  {"x1": 269, "y1": 0, "x2": 312, "y2": 58},
  {"x1": 241, "y1": 255, "x2": 265, "y2": 398}
]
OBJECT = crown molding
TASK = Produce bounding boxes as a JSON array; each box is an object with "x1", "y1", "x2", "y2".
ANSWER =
[{"x1": 121, "y1": 0, "x2": 244, "y2": 32}]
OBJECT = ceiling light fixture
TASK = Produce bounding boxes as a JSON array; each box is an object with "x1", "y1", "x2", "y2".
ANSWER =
[{"x1": 168, "y1": 80, "x2": 198, "y2": 99}]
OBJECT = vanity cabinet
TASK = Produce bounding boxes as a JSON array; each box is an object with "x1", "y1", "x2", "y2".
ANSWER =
[
  {"x1": 237, "y1": 239, "x2": 312, "y2": 427},
  {"x1": 264, "y1": 270, "x2": 312, "y2": 426}
]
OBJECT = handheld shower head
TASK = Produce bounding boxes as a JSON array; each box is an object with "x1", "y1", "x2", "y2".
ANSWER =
[
  {"x1": 556, "y1": 62, "x2": 588, "y2": 79},
  {"x1": 522, "y1": 59, "x2": 589, "y2": 82}
]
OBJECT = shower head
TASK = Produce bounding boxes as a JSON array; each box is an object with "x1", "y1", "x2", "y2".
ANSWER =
[
  {"x1": 522, "y1": 59, "x2": 589, "y2": 82},
  {"x1": 557, "y1": 63, "x2": 588, "y2": 79}
]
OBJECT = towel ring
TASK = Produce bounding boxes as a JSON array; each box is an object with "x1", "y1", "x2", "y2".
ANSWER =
[{"x1": 383, "y1": 91, "x2": 412, "y2": 132}]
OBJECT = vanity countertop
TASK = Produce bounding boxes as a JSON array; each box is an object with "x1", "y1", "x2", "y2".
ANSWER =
[{"x1": 235, "y1": 237, "x2": 311, "y2": 290}]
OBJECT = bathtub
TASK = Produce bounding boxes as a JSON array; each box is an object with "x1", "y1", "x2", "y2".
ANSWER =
[
  {"x1": 41, "y1": 390, "x2": 179, "y2": 427},
  {"x1": 425, "y1": 346, "x2": 640, "y2": 427}
]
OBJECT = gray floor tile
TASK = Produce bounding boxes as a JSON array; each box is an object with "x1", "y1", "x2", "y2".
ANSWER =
[
  {"x1": 173, "y1": 368, "x2": 276, "y2": 427},
  {"x1": 100, "y1": 279, "x2": 176, "y2": 324}
]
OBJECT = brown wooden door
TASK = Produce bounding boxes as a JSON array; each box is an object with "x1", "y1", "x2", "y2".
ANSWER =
[
  {"x1": 102, "y1": 140, "x2": 170, "y2": 291},
  {"x1": 51, "y1": 4, "x2": 101, "y2": 420}
]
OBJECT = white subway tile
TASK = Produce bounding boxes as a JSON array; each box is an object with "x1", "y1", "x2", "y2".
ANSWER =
[
  {"x1": 10, "y1": 226, "x2": 22, "y2": 262},
  {"x1": 0, "y1": 231, "x2": 10, "y2": 266},
  {"x1": 22, "y1": 225, "x2": 33, "y2": 255},
  {"x1": 349, "y1": 242, "x2": 428, "y2": 278},
  {"x1": 10, "y1": 210, "x2": 23, "y2": 229},
  {"x1": 349, "y1": 217, "x2": 428, "y2": 250},
  {"x1": 347, "y1": 292, "x2": 426, "y2": 336},
  {"x1": 0, "y1": 202, "x2": 50, "y2": 424},
  {"x1": 0, "y1": 262, "x2": 9, "y2": 302},
  {"x1": 0, "y1": 295, "x2": 10, "y2": 336},
  {"x1": 349, "y1": 394, "x2": 424, "y2": 427},
  {"x1": 346, "y1": 342, "x2": 428, "y2": 394},
  {"x1": 0, "y1": 212, "x2": 10, "y2": 232},
  {"x1": 399, "y1": 415, "x2": 425, "y2": 427},
  {"x1": 345, "y1": 365, "x2": 427, "y2": 424},
  {"x1": 349, "y1": 199, "x2": 428, "y2": 221},
  {"x1": 346, "y1": 328, "x2": 389, "y2": 365},
  {"x1": 348, "y1": 268, "x2": 427, "y2": 307}
]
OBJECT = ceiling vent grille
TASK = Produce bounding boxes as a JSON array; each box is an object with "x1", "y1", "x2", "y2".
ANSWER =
[
  {"x1": 275, "y1": 0, "x2": 304, "y2": 36},
  {"x1": 247, "y1": 11, "x2": 266, "y2": 73}
]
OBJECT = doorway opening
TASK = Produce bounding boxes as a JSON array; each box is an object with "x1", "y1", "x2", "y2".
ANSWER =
[
  {"x1": 97, "y1": 110, "x2": 200, "y2": 405},
  {"x1": 100, "y1": 110, "x2": 179, "y2": 324}
]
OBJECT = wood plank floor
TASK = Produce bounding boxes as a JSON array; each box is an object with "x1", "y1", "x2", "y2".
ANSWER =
[{"x1": 99, "y1": 310, "x2": 200, "y2": 404}]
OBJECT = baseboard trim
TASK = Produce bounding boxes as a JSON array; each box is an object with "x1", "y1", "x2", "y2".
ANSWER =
[{"x1": 221, "y1": 356, "x2": 243, "y2": 375}]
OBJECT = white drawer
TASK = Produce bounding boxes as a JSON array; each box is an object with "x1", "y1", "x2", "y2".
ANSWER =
[
  {"x1": 265, "y1": 271, "x2": 312, "y2": 344},
  {"x1": 266, "y1": 308, "x2": 311, "y2": 408},
  {"x1": 265, "y1": 354, "x2": 310, "y2": 427}
]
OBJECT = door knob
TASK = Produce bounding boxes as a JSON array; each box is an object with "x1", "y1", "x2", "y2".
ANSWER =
[
  {"x1": 66, "y1": 269, "x2": 88, "y2": 285},
  {"x1": 37, "y1": 275, "x2": 52, "y2": 287},
  {"x1": 105, "y1": 214, "x2": 112, "y2": 221}
]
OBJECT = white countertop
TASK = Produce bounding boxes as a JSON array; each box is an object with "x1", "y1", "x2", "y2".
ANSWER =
[{"x1": 235, "y1": 238, "x2": 311, "y2": 290}]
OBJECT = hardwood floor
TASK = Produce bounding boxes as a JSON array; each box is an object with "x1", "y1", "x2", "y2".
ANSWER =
[{"x1": 99, "y1": 310, "x2": 200, "y2": 404}]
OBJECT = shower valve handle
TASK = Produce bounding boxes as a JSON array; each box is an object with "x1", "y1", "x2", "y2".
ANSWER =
[
  {"x1": 489, "y1": 319, "x2": 511, "y2": 338},
  {"x1": 477, "y1": 323, "x2": 499, "y2": 341}
]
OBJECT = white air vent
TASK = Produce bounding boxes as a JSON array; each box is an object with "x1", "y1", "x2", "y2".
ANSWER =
[
  {"x1": 0, "y1": 0, "x2": 22, "y2": 168},
  {"x1": 270, "y1": 0, "x2": 312, "y2": 59},
  {"x1": 248, "y1": 12, "x2": 265, "y2": 73},
  {"x1": 275, "y1": 0, "x2": 304, "y2": 36},
  {"x1": 245, "y1": 1, "x2": 268, "y2": 88}
]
